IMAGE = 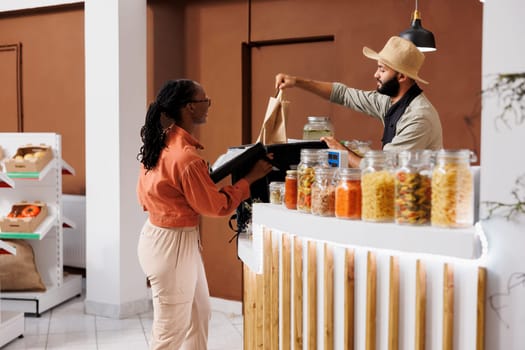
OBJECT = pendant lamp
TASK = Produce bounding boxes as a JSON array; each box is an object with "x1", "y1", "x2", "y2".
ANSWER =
[{"x1": 399, "y1": 0, "x2": 436, "y2": 52}]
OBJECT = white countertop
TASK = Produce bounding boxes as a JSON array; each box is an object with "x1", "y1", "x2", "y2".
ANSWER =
[{"x1": 239, "y1": 203, "x2": 485, "y2": 272}]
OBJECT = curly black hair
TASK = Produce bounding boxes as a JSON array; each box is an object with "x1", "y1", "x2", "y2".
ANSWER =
[{"x1": 137, "y1": 79, "x2": 199, "y2": 170}]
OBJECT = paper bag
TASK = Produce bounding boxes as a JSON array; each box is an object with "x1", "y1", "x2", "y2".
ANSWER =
[{"x1": 256, "y1": 90, "x2": 289, "y2": 144}]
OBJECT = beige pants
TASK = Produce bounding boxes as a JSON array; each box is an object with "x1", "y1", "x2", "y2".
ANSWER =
[{"x1": 137, "y1": 220, "x2": 211, "y2": 350}]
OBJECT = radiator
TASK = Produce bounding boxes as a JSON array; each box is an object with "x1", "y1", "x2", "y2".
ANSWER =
[{"x1": 62, "y1": 194, "x2": 86, "y2": 268}]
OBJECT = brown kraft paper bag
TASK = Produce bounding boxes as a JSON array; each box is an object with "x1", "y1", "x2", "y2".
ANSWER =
[{"x1": 256, "y1": 89, "x2": 289, "y2": 144}]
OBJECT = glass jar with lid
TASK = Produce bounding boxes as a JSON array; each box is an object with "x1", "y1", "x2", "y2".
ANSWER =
[
  {"x1": 431, "y1": 149, "x2": 477, "y2": 228},
  {"x1": 360, "y1": 150, "x2": 396, "y2": 222},
  {"x1": 302, "y1": 116, "x2": 334, "y2": 140},
  {"x1": 284, "y1": 169, "x2": 298, "y2": 210},
  {"x1": 335, "y1": 168, "x2": 362, "y2": 220},
  {"x1": 269, "y1": 181, "x2": 284, "y2": 205},
  {"x1": 343, "y1": 140, "x2": 372, "y2": 157},
  {"x1": 297, "y1": 149, "x2": 328, "y2": 213},
  {"x1": 311, "y1": 167, "x2": 337, "y2": 216},
  {"x1": 394, "y1": 150, "x2": 433, "y2": 225}
]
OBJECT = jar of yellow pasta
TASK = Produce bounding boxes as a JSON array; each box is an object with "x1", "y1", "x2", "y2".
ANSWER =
[
  {"x1": 431, "y1": 149, "x2": 476, "y2": 228},
  {"x1": 297, "y1": 149, "x2": 328, "y2": 213},
  {"x1": 394, "y1": 150, "x2": 433, "y2": 225},
  {"x1": 360, "y1": 150, "x2": 396, "y2": 222}
]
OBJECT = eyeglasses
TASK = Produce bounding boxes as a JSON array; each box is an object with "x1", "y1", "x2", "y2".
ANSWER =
[{"x1": 189, "y1": 98, "x2": 211, "y2": 107}]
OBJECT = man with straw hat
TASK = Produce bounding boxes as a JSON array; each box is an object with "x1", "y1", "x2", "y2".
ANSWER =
[{"x1": 275, "y1": 36, "x2": 442, "y2": 167}]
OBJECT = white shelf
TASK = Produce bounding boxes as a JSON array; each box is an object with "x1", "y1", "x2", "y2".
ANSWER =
[
  {"x1": 5, "y1": 160, "x2": 54, "y2": 181},
  {"x1": 0, "y1": 206, "x2": 58, "y2": 240},
  {"x1": 0, "y1": 274, "x2": 82, "y2": 316},
  {"x1": 252, "y1": 203, "x2": 482, "y2": 259},
  {"x1": 0, "y1": 173, "x2": 14, "y2": 189},
  {"x1": 3, "y1": 153, "x2": 74, "y2": 181},
  {"x1": 62, "y1": 215, "x2": 76, "y2": 229},
  {"x1": 0, "y1": 240, "x2": 16, "y2": 255},
  {"x1": 0, "y1": 311, "x2": 24, "y2": 348},
  {"x1": 61, "y1": 159, "x2": 75, "y2": 176}
]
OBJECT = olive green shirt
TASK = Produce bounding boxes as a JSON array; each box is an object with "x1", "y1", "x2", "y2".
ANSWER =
[{"x1": 330, "y1": 82, "x2": 443, "y2": 151}]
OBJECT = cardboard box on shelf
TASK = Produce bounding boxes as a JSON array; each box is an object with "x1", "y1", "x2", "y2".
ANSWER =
[
  {"x1": 0, "y1": 201, "x2": 48, "y2": 233},
  {"x1": 4, "y1": 144, "x2": 53, "y2": 173}
]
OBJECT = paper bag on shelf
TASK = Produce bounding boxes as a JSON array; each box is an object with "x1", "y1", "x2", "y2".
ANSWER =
[{"x1": 256, "y1": 90, "x2": 289, "y2": 145}]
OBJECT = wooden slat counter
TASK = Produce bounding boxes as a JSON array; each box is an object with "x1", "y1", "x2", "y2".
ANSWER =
[{"x1": 240, "y1": 203, "x2": 486, "y2": 350}]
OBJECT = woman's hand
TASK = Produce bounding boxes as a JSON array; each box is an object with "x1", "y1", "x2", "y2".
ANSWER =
[{"x1": 244, "y1": 157, "x2": 274, "y2": 185}]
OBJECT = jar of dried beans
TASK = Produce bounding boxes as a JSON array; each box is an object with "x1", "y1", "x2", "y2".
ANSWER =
[
  {"x1": 311, "y1": 167, "x2": 336, "y2": 216},
  {"x1": 297, "y1": 149, "x2": 328, "y2": 213},
  {"x1": 360, "y1": 150, "x2": 396, "y2": 222},
  {"x1": 431, "y1": 149, "x2": 476, "y2": 228},
  {"x1": 394, "y1": 150, "x2": 433, "y2": 225},
  {"x1": 335, "y1": 168, "x2": 362, "y2": 220}
]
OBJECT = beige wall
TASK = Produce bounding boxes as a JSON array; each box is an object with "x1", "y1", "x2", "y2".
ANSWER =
[{"x1": 0, "y1": 0, "x2": 482, "y2": 300}]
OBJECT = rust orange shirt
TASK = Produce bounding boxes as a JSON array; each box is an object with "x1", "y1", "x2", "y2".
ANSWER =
[{"x1": 137, "y1": 125, "x2": 250, "y2": 228}]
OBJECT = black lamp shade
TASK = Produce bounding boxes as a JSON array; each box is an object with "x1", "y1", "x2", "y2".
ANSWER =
[{"x1": 400, "y1": 18, "x2": 436, "y2": 52}]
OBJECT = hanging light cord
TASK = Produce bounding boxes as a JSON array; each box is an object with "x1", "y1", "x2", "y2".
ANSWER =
[{"x1": 413, "y1": 0, "x2": 421, "y2": 20}]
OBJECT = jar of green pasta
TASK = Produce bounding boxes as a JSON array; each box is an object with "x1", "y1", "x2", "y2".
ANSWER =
[
  {"x1": 431, "y1": 149, "x2": 476, "y2": 228},
  {"x1": 360, "y1": 150, "x2": 396, "y2": 222},
  {"x1": 394, "y1": 150, "x2": 433, "y2": 225}
]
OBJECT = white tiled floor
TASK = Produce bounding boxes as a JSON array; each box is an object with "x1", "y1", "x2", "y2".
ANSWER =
[{"x1": 2, "y1": 293, "x2": 243, "y2": 350}]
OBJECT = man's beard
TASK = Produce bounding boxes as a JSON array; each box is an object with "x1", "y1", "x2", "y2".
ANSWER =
[{"x1": 377, "y1": 75, "x2": 400, "y2": 97}]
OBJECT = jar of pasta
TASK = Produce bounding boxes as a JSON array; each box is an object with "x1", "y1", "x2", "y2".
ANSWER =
[
  {"x1": 335, "y1": 168, "x2": 362, "y2": 220},
  {"x1": 297, "y1": 149, "x2": 328, "y2": 213},
  {"x1": 311, "y1": 167, "x2": 336, "y2": 216},
  {"x1": 360, "y1": 150, "x2": 396, "y2": 222},
  {"x1": 394, "y1": 150, "x2": 433, "y2": 225},
  {"x1": 284, "y1": 169, "x2": 298, "y2": 210},
  {"x1": 431, "y1": 149, "x2": 476, "y2": 228}
]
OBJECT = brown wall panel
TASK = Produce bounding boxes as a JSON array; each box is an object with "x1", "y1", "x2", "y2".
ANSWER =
[
  {"x1": 184, "y1": 1, "x2": 249, "y2": 301},
  {"x1": 0, "y1": 5, "x2": 85, "y2": 194}
]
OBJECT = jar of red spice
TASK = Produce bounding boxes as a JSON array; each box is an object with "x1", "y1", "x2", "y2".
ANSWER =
[
  {"x1": 284, "y1": 169, "x2": 298, "y2": 210},
  {"x1": 335, "y1": 168, "x2": 362, "y2": 220}
]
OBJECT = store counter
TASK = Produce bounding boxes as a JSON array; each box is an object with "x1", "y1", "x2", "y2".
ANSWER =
[{"x1": 239, "y1": 203, "x2": 487, "y2": 350}]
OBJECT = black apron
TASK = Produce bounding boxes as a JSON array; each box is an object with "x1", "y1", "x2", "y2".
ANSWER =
[{"x1": 381, "y1": 84, "x2": 422, "y2": 148}]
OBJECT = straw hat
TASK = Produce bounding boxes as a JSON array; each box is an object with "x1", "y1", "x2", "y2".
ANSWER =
[{"x1": 363, "y1": 36, "x2": 428, "y2": 84}]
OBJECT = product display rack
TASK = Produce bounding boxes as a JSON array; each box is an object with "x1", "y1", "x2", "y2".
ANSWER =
[
  {"x1": 0, "y1": 240, "x2": 24, "y2": 347},
  {"x1": 0, "y1": 133, "x2": 82, "y2": 317}
]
